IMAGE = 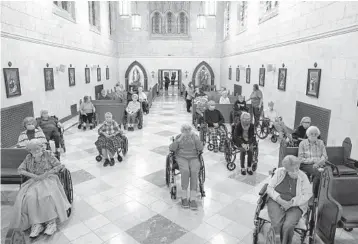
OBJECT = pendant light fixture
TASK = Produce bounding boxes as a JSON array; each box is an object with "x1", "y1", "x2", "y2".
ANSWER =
[
  {"x1": 197, "y1": 2, "x2": 206, "y2": 30},
  {"x1": 131, "y1": 1, "x2": 141, "y2": 31},
  {"x1": 205, "y1": 1, "x2": 217, "y2": 18},
  {"x1": 118, "y1": 0, "x2": 131, "y2": 18}
]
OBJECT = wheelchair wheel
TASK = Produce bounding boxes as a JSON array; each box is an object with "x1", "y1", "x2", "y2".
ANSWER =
[
  {"x1": 200, "y1": 129, "x2": 206, "y2": 145},
  {"x1": 255, "y1": 121, "x2": 269, "y2": 139},
  {"x1": 95, "y1": 155, "x2": 102, "y2": 162},
  {"x1": 122, "y1": 136, "x2": 128, "y2": 156},
  {"x1": 207, "y1": 144, "x2": 214, "y2": 151},
  {"x1": 265, "y1": 226, "x2": 276, "y2": 244},
  {"x1": 165, "y1": 154, "x2": 171, "y2": 187},
  {"x1": 252, "y1": 163, "x2": 258, "y2": 172},
  {"x1": 5, "y1": 229, "x2": 26, "y2": 244},
  {"x1": 170, "y1": 186, "x2": 177, "y2": 199},
  {"x1": 344, "y1": 228, "x2": 353, "y2": 232},
  {"x1": 117, "y1": 154, "x2": 123, "y2": 162},
  {"x1": 270, "y1": 135, "x2": 278, "y2": 143},
  {"x1": 227, "y1": 163, "x2": 236, "y2": 171},
  {"x1": 224, "y1": 139, "x2": 236, "y2": 164},
  {"x1": 58, "y1": 168, "x2": 73, "y2": 217}
]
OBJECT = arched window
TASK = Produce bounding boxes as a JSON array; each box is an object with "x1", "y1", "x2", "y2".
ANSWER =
[
  {"x1": 178, "y1": 12, "x2": 188, "y2": 34},
  {"x1": 165, "y1": 11, "x2": 176, "y2": 34},
  {"x1": 152, "y1": 12, "x2": 161, "y2": 34},
  {"x1": 224, "y1": 2, "x2": 230, "y2": 39}
]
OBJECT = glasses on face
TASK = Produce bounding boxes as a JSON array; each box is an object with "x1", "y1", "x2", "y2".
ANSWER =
[
  {"x1": 303, "y1": 121, "x2": 311, "y2": 124},
  {"x1": 309, "y1": 133, "x2": 319, "y2": 137}
]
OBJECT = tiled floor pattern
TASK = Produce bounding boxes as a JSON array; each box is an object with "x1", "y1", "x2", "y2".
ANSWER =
[{"x1": 1, "y1": 88, "x2": 358, "y2": 244}]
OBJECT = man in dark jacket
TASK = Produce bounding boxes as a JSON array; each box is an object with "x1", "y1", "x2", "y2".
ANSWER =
[
  {"x1": 204, "y1": 100, "x2": 226, "y2": 153},
  {"x1": 233, "y1": 112, "x2": 256, "y2": 175}
]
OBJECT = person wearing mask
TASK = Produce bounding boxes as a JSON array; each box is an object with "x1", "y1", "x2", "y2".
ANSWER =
[
  {"x1": 17, "y1": 117, "x2": 47, "y2": 148},
  {"x1": 98, "y1": 89, "x2": 111, "y2": 100},
  {"x1": 246, "y1": 84, "x2": 263, "y2": 125},
  {"x1": 204, "y1": 101, "x2": 226, "y2": 153}
]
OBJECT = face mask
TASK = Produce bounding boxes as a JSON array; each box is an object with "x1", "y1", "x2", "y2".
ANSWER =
[
  {"x1": 30, "y1": 148, "x2": 43, "y2": 158},
  {"x1": 209, "y1": 105, "x2": 215, "y2": 110},
  {"x1": 288, "y1": 171, "x2": 298, "y2": 179},
  {"x1": 105, "y1": 117, "x2": 112, "y2": 122},
  {"x1": 308, "y1": 135, "x2": 318, "y2": 141},
  {"x1": 26, "y1": 125, "x2": 35, "y2": 130}
]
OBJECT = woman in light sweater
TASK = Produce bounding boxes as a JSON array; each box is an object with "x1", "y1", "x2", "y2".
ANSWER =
[
  {"x1": 79, "y1": 96, "x2": 96, "y2": 130},
  {"x1": 169, "y1": 124, "x2": 204, "y2": 210},
  {"x1": 219, "y1": 90, "x2": 231, "y2": 104},
  {"x1": 126, "y1": 94, "x2": 141, "y2": 131}
]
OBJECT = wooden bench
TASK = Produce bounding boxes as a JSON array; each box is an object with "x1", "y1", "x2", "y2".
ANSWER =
[
  {"x1": 92, "y1": 100, "x2": 126, "y2": 125},
  {"x1": 1, "y1": 148, "x2": 28, "y2": 185}
]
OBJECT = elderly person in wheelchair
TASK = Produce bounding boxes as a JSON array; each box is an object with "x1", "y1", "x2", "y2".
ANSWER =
[
  {"x1": 230, "y1": 95, "x2": 248, "y2": 134},
  {"x1": 138, "y1": 86, "x2": 149, "y2": 114},
  {"x1": 169, "y1": 124, "x2": 204, "y2": 210},
  {"x1": 17, "y1": 117, "x2": 48, "y2": 148},
  {"x1": 298, "y1": 126, "x2": 327, "y2": 198},
  {"x1": 266, "y1": 155, "x2": 312, "y2": 244},
  {"x1": 193, "y1": 93, "x2": 208, "y2": 130},
  {"x1": 79, "y1": 95, "x2": 96, "y2": 130},
  {"x1": 95, "y1": 112, "x2": 127, "y2": 167},
  {"x1": 10, "y1": 139, "x2": 71, "y2": 238},
  {"x1": 125, "y1": 93, "x2": 142, "y2": 131},
  {"x1": 36, "y1": 110, "x2": 63, "y2": 160}
]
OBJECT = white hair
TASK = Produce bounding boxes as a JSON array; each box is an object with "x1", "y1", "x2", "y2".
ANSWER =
[
  {"x1": 180, "y1": 123, "x2": 192, "y2": 133},
  {"x1": 306, "y1": 126, "x2": 320, "y2": 136},
  {"x1": 26, "y1": 139, "x2": 43, "y2": 151},
  {"x1": 132, "y1": 94, "x2": 139, "y2": 99},
  {"x1": 105, "y1": 112, "x2": 113, "y2": 117}
]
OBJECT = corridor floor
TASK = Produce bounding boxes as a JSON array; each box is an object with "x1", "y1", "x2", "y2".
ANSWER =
[{"x1": 1, "y1": 90, "x2": 357, "y2": 244}]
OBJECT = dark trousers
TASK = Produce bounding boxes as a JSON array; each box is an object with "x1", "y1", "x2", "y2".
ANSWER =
[
  {"x1": 253, "y1": 107, "x2": 261, "y2": 125},
  {"x1": 186, "y1": 99, "x2": 192, "y2": 112},
  {"x1": 239, "y1": 146, "x2": 253, "y2": 168},
  {"x1": 44, "y1": 129, "x2": 60, "y2": 148},
  {"x1": 300, "y1": 164, "x2": 321, "y2": 197}
]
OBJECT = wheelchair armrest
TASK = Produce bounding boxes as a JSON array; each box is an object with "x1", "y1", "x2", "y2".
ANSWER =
[
  {"x1": 325, "y1": 160, "x2": 341, "y2": 177},
  {"x1": 259, "y1": 183, "x2": 268, "y2": 196},
  {"x1": 308, "y1": 196, "x2": 315, "y2": 208},
  {"x1": 347, "y1": 158, "x2": 358, "y2": 168}
]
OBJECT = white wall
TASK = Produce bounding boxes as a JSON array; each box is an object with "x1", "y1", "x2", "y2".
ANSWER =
[
  {"x1": 1, "y1": 1, "x2": 119, "y2": 119},
  {"x1": 221, "y1": 1, "x2": 358, "y2": 157}
]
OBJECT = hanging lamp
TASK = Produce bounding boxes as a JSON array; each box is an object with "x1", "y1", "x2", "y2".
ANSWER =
[
  {"x1": 118, "y1": 0, "x2": 131, "y2": 18},
  {"x1": 197, "y1": 2, "x2": 206, "y2": 30},
  {"x1": 131, "y1": 1, "x2": 141, "y2": 31},
  {"x1": 205, "y1": 1, "x2": 216, "y2": 18}
]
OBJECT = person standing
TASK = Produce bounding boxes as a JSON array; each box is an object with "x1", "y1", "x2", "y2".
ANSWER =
[
  {"x1": 246, "y1": 84, "x2": 263, "y2": 125},
  {"x1": 185, "y1": 82, "x2": 195, "y2": 113},
  {"x1": 164, "y1": 76, "x2": 170, "y2": 91}
]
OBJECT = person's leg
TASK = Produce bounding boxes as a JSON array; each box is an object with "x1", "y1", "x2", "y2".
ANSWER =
[
  {"x1": 176, "y1": 157, "x2": 190, "y2": 207},
  {"x1": 209, "y1": 128, "x2": 218, "y2": 152},
  {"x1": 82, "y1": 114, "x2": 88, "y2": 129},
  {"x1": 87, "y1": 113, "x2": 94, "y2": 129},
  {"x1": 128, "y1": 114, "x2": 135, "y2": 128},
  {"x1": 186, "y1": 100, "x2": 191, "y2": 112},
  {"x1": 281, "y1": 207, "x2": 303, "y2": 244},
  {"x1": 188, "y1": 157, "x2": 200, "y2": 209},
  {"x1": 267, "y1": 198, "x2": 286, "y2": 242},
  {"x1": 240, "y1": 149, "x2": 246, "y2": 174},
  {"x1": 246, "y1": 145, "x2": 254, "y2": 174},
  {"x1": 253, "y1": 107, "x2": 260, "y2": 125},
  {"x1": 300, "y1": 164, "x2": 321, "y2": 197},
  {"x1": 218, "y1": 127, "x2": 227, "y2": 151}
]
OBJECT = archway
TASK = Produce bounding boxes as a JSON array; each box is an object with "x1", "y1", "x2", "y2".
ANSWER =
[
  {"x1": 125, "y1": 61, "x2": 148, "y2": 91},
  {"x1": 191, "y1": 61, "x2": 215, "y2": 90}
]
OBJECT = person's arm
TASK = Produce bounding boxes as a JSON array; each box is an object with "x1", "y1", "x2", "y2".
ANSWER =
[
  {"x1": 194, "y1": 134, "x2": 204, "y2": 152},
  {"x1": 218, "y1": 111, "x2": 225, "y2": 124},
  {"x1": 97, "y1": 123, "x2": 107, "y2": 136},
  {"x1": 18, "y1": 156, "x2": 38, "y2": 179},
  {"x1": 17, "y1": 132, "x2": 28, "y2": 148},
  {"x1": 204, "y1": 110, "x2": 213, "y2": 127},
  {"x1": 46, "y1": 152, "x2": 64, "y2": 174},
  {"x1": 91, "y1": 103, "x2": 96, "y2": 113},
  {"x1": 248, "y1": 125, "x2": 255, "y2": 145},
  {"x1": 319, "y1": 141, "x2": 328, "y2": 164},
  {"x1": 298, "y1": 141, "x2": 311, "y2": 164},
  {"x1": 112, "y1": 122, "x2": 123, "y2": 136},
  {"x1": 169, "y1": 137, "x2": 180, "y2": 151},
  {"x1": 233, "y1": 124, "x2": 243, "y2": 147},
  {"x1": 291, "y1": 172, "x2": 313, "y2": 207},
  {"x1": 79, "y1": 103, "x2": 85, "y2": 114},
  {"x1": 266, "y1": 168, "x2": 282, "y2": 201},
  {"x1": 258, "y1": 91, "x2": 263, "y2": 108},
  {"x1": 126, "y1": 102, "x2": 133, "y2": 113}
]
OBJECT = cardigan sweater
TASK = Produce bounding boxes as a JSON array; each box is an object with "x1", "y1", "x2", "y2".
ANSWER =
[{"x1": 233, "y1": 123, "x2": 255, "y2": 147}]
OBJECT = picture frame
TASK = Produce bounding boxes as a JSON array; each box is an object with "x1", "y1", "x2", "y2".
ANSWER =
[
  {"x1": 306, "y1": 69, "x2": 321, "y2": 98},
  {"x1": 3, "y1": 68, "x2": 22, "y2": 98},
  {"x1": 246, "y1": 67, "x2": 251, "y2": 84},
  {"x1": 228, "y1": 66, "x2": 232, "y2": 80},
  {"x1": 236, "y1": 67, "x2": 240, "y2": 82},
  {"x1": 106, "y1": 67, "x2": 109, "y2": 80},
  {"x1": 259, "y1": 67, "x2": 265, "y2": 87},
  {"x1": 68, "y1": 68, "x2": 76, "y2": 86},
  {"x1": 97, "y1": 68, "x2": 101, "y2": 82},
  {"x1": 85, "y1": 67, "x2": 90, "y2": 84},
  {"x1": 44, "y1": 68, "x2": 54, "y2": 91},
  {"x1": 277, "y1": 68, "x2": 287, "y2": 91}
]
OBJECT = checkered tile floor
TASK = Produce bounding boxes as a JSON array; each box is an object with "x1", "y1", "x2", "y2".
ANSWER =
[{"x1": 2, "y1": 88, "x2": 357, "y2": 244}]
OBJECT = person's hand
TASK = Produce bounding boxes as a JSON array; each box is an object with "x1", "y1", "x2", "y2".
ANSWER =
[
  {"x1": 213, "y1": 123, "x2": 219, "y2": 128},
  {"x1": 231, "y1": 123, "x2": 235, "y2": 126},
  {"x1": 277, "y1": 197, "x2": 292, "y2": 210}
]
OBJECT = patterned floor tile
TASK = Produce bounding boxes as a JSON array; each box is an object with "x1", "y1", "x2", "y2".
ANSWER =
[
  {"x1": 157, "y1": 120, "x2": 177, "y2": 125},
  {"x1": 155, "y1": 130, "x2": 177, "y2": 137},
  {"x1": 126, "y1": 214, "x2": 188, "y2": 244},
  {"x1": 228, "y1": 171, "x2": 268, "y2": 186},
  {"x1": 71, "y1": 169, "x2": 97, "y2": 185},
  {"x1": 142, "y1": 170, "x2": 167, "y2": 188},
  {"x1": 150, "y1": 145, "x2": 170, "y2": 156}
]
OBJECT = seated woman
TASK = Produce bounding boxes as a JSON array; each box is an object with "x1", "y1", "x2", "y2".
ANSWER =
[
  {"x1": 230, "y1": 95, "x2": 247, "y2": 133},
  {"x1": 126, "y1": 94, "x2": 141, "y2": 131},
  {"x1": 98, "y1": 89, "x2": 112, "y2": 100},
  {"x1": 95, "y1": 112, "x2": 124, "y2": 167},
  {"x1": 79, "y1": 96, "x2": 96, "y2": 130},
  {"x1": 219, "y1": 90, "x2": 231, "y2": 104},
  {"x1": 36, "y1": 110, "x2": 62, "y2": 160},
  {"x1": 267, "y1": 155, "x2": 312, "y2": 244},
  {"x1": 233, "y1": 112, "x2": 256, "y2": 175},
  {"x1": 204, "y1": 100, "x2": 226, "y2": 153},
  {"x1": 264, "y1": 101, "x2": 291, "y2": 141},
  {"x1": 10, "y1": 139, "x2": 71, "y2": 238},
  {"x1": 138, "y1": 86, "x2": 149, "y2": 113},
  {"x1": 169, "y1": 124, "x2": 204, "y2": 210},
  {"x1": 193, "y1": 93, "x2": 208, "y2": 130},
  {"x1": 113, "y1": 84, "x2": 127, "y2": 103},
  {"x1": 17, "y1": 117, "x2": 47, "y2": 148},
  {"x1": 298, "y1": 126, "x2": 327, "y2": 198},
  {"x1": 291, "y1": 117, "x2": 321, "y2": 144}
]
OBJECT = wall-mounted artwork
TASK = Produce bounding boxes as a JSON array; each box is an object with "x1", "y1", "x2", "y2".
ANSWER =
[
  {"x1": 85, "y1": 68, "x2": 90, "y2": 83},
  {"x1": 278, "y1": 68, "x2": 287, "y2": 91},
  {"x1": 68, "y1": 68, "x2": 75, "y2": 86},
  {"x1": 259, "y1": 67, "x2": 265, "y2": 87},
  {"x1": 3, "y1": 68, "x2": 21, "y2": 98},
  {"x1": 306, "y1": 69, "x2": 321, "y2": 98},
  {"x1": 97, "y1": 68, "x2": 101, "y2": 82},
  {"x1": 44, "y1": 68, "x2": 54, "y2": 91},
  {"x1": 228, "y1": 66, "x2": 232, "y2": 80},
  {"x1": 246, "y1": 67, "x2": 251, "y2": 84},
  {"x1": 236, "y1": 67, "x2": 240, "y2": 82},
  {"x1": 106, "y1": 67, "x2": 109, "y2": 80}
]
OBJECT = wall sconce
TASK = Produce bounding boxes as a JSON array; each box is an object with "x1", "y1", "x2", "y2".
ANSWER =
[
  {"x1": 185, "y1": 71, "x2": 189, "y2": 78},
  {"x1": 151, "y1": 71, "x2": 155, "y2": 78},
  {"x1": 46, "y1": 63, "x2": 49, "y2": 67}
]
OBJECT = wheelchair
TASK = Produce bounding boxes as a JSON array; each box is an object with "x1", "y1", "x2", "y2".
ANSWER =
[
  {"x1": 165, "y1": 151, "x2": 206, "y2": 200},
  {"x1": 255, "y1": 118, "x2": 281, "y2": 143},
  {"x1": 95, "y1": 134, "x2": 128, "y2": 162},
  {"x1": 77, "y1": 112, "x2": 98, "y2": 130},
  {"x1": 252, "y1": 168, "x2": 318, "y2": 244},
  {"x1": 123, "y1": 109, "x2": 143, "y2": 130},
  {"x1": 36, "y1": 116, "x2": 66, "y2": 154},
  {"x1": 199, "y1": 123, "x2": 229, "y2": 151},
  {"x1": 192, "y1": 112, "x2": 204, "y2": 131}
]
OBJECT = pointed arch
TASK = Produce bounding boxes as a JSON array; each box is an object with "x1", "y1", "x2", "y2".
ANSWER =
[
  {"x1": 192, "y1": 61, "x2": 215, "y2": 89},
  {"x1": 125, "y1": 61, "x2": 148, "y2": 91}
]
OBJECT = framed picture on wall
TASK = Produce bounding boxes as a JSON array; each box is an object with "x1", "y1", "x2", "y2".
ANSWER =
[
  {"x1": 259, "y1": 67, "x2": 265, "y2": 87},
  {"x1": 44, "y1": 68, "x2": 54, "y2": 91},
  {"x1": 278, "y1": 68, "x2": 287, "y2": 91},
  {"x1": 85, "y1": 67, "x2": 90, "y2": 84},
  {"x1": 68, "y1": 68, "x2": 76, "y2": 87},
  {"x1": 3, "y1": 68, "x2": 22, "y2": 98},
  {"x1": 97, "y1": 68, "x2": 101, "y2": 82},
  {"x1": 228, "y1": 66, "x2": 232, "y2": 80},
  {"x1": 236, "y1": 67, "x2": 240, "y2": 82},
  {"x1": 246, "y1": 67, "x2": 251, "y2": 84},
  {"x1": 306, "y1": 69, "x2": 321, "y2": 98},
  {"x1": 106, "y1": 67, "x2": 109, "y2": 80}
]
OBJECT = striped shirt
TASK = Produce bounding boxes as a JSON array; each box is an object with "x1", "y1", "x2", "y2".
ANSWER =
[
  {"x1": 126, "y1": 101, "x2": 141, "y2": 113},
  {"x1": 298, "y1": 139, "x2": 328, "y2": 164},
  {"x1": 17, "y1": 129, "x2": 47, "y2": 148}
]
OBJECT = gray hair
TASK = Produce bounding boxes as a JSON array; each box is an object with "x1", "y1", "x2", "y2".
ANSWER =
[
  {"x1": 26, "y1": 139, "x2": 43, "y2": 151},
  {"x1": 105, "y1": 112, "x2": 113, "y2": 117},
  {"x1": 282, "y1": 155, "x2": 301, "y2": 171},
  {"x1": 40, "y1": 110, "x2": 48, "y2": 117},
  {"x1": 23, "y1": 117, "x2": 37, "y2": 128},
  {"x1": 180, "y1": 123, "x2": 192, "y2": 133},
  {"x1": 300, "y1": 116, "x2": 311, "y2": 125},
  {"x1": 132, "y1": 94, "x2": 139, "y2": 99},
  {"x1": 306, "y1": 126, "x2": 320, "y2": 136},
  {"x1": 240, "y1": 112, "x2": 251, "y2": 121}
]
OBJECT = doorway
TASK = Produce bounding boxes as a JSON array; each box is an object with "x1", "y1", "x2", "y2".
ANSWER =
[
  {"x1": 157, "y1": 69, "x2": 182, "y2": 95},
  {"x1": 94, "y1": 84, "x2": 104, "y2": 99}
]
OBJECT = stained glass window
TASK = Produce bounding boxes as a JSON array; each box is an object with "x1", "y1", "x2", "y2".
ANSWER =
[
  {"x1": 167, "y1": 12, "x2": 173, "y2": 33},
  {"x1": 53, "y1": 1, "x2": 76, "y2": 20},
  {"x1": 152, "y1": 12, "x2": 161, "y2": 34},
  {"x1": 178, "y1": 12, "x2": 188, "y2": 34},
  {"x1": 224, "y1": 2, "x2": 230, "y2": 39}
]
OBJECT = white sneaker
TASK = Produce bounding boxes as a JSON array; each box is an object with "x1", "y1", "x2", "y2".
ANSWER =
[
  {"x1": 29, "y1": 224, "x2": 44, "y2": 238},
  {"x1": 44, "y1": 221, "x2": 57, "y2": 236}
]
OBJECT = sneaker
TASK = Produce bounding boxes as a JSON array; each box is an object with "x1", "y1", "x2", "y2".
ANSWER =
[
  {"x1": 83, "y1": 126, "x2": 86, "y2": 131},
  {"x1": 247, "y1": 167, "x2": 253, "y2": 175},
  {"x1": 110, "y1": 158, "x2": 115, "y2": 166},
  {"x1": 241, "y1": 168, "x2": 246, "y2": 175},
  {"x1": 44, "y1": 221, "x2": 57, "y2": 236},
  {"x1": 190, "y1": 200, "x2": 198, "y2": 210},
  {"x1": 181, "y1": 198, "x2": 189, "y2": 208},
  {"x1": 103, "y1": 159, "x2": 110, "y2": 167},
  {"x1": 29, "y1": 224, "x2": 44, "y2": 238}
]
